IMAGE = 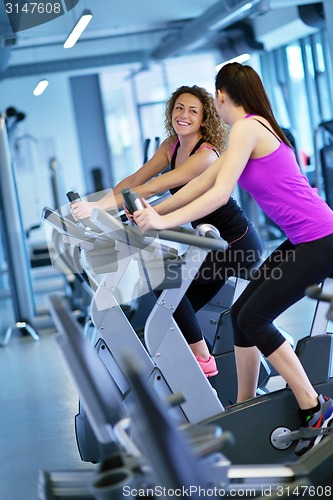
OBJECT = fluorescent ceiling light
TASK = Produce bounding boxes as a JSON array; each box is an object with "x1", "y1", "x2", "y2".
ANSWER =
[
  {"x1": 33, "y1": 79, "x2": 49, "y2": 96},
  {"x1": 215, "y1": 53, "x2": 251, "y2": 71},
  {"x1": 63, "y1": 9, "x2": 93, "y2": 49}
]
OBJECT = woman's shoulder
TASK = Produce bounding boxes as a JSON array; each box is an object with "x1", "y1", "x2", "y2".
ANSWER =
[
  {"x1": 242, "y1": 114, "x2": 273, "y2": 130},
  {"x1": 161, "y1": 135, "x2": 178, "y2": 149},
  {"x1": 151, "y1": 137, "x2": 176, "y2": 164},
  {"x1": 230, "y1": 116, "x2": 267, "y2": 147},
  {"x1": 196, "y1": 140, "x2": 219, "y2": 156},
  {"x1": 199, "y1": 140, "x2": 215, "y2": 148},
  {"x1": 161, "y1": 136, "x2": 178, "y2": 160}
]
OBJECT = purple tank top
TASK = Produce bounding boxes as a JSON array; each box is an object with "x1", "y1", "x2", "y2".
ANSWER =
[{"x1": 238, "y1": 117, "x2": 333, "y2": 244}]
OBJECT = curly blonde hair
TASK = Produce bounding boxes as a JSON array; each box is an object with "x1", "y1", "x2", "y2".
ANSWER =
[{"x1": 164, "y1": 85, "x2": 229, "y2": 153}]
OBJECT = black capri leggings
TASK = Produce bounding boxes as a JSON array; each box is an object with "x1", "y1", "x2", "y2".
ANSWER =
[
  {"x1": 172, "y1": 222, "x2": 263, "y2": 345},
  {"x1": 231, "y1": 233, "x2": 333, "y2": 358}
]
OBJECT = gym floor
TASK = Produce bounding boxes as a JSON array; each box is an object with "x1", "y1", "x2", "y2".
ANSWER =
[{"x1": 0, "y1": 261, "x2": 322, "y2": 500}]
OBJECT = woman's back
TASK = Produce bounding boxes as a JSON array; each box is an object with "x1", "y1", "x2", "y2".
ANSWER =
[{"x1": 238, "y1": 124, "x2": 333, "y2": 244}]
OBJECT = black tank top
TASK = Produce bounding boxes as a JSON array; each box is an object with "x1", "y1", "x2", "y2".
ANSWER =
[{"x1": 170, "y1": 139, "x2": 249, "y2": 243}]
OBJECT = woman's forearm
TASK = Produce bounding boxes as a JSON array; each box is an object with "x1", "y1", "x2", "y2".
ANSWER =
[
  {"x1": 134, "y1": 184, "x2": 229, "y2": 231},
  {"x1": 169, "y1": 187, "x2": 228, "y2": 226},
  {"x1": 155, "y1": 181, "x2": 200, "y2": 214},
  {"x1": 96, "y1": 190, "x2": 118, "y2": 211},
  {"x1": 98, "y1": 174, "x2": 158, "y2": 209},
  {"x1": 90, "y1": 175, "x2": 138, "y2": 211},
  {"x1": 155, "y1": 160, "x2": 221, "y2": 215}
]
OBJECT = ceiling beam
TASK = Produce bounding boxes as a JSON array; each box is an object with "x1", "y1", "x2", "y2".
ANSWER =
[
  {"x1": 4, "y1": 50, "x2": 149, "y2": 78},
  {"x1": 151, "y1": 0, "x2": 269, "y2": 61}
]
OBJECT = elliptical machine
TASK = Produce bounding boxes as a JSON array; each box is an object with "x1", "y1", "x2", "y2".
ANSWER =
[
  {"x1": 38, "y1": 235, "x2": 333, "y2": 499},
  {"x1": 42, "y1": 191, "x2": 333, "y2": 466}
]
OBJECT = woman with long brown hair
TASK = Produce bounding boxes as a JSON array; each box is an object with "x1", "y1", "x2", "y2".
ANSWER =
[{"x1": 134, "y1": 63, "x2": 333, "y2": 456}]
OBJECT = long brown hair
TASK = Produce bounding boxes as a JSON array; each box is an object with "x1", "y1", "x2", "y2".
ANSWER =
[
  {"x1": 215, "y1": 63, "x2": 291, "y2": 147},
  {"x1": 164, "y1": 85, "x2": 229, "y2": 153}
]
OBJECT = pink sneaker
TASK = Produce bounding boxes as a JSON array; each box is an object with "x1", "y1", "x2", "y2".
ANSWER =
[{"x1": 195, "y1": 355, "x2": 218, "y2": 377}]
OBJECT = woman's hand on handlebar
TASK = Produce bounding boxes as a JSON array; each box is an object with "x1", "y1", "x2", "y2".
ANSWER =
[
  {"x1": 134, "y1": 198, "x2": 167, "y2": 232},
  {"x1": 123, "y1": 204, "x2": 135, "y2": 222},
  {"x1": 70, "y1": 201, "x2": 100, "y2": 220}
]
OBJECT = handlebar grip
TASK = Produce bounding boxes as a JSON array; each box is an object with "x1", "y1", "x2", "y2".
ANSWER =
[
  {"x1": 66, "y1": 191, "x2": 81, "y2": 203},
  {"x1": 65, "y1": 191, "x2": 101, "y2": 233},
  {"x1": 121, "y1": 188, "x2": 144, "y2": 214}
]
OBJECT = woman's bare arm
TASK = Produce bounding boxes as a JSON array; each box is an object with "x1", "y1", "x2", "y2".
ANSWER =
[
  {"x1": 127, "y1": 145, "x2": 218, "y2": 201},
  {"x1": 155, "y1": 157, "x2": 224, "y2": 215},
  {"x1": 134, "y1": 120, "x2": 257, "y2": 230},
  {"x1": 71, "y1": 139, "x2": 172, "y2": 218},
  {"x1": 71, "y1": 139, "x2": 218, "y2": 219}
]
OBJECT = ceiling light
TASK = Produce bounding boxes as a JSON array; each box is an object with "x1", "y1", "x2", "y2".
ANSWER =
[
  {"x1": 63, "y1": 9, "x2": 93, "y2": 49},
  {"x1": 33, "y1": 79, "x2": 49, "y2": 96}
]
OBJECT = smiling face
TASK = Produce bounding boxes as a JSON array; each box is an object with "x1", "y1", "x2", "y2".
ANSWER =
[{"x1": 171, "y1": 93, "x2": 205, "y2": 137}]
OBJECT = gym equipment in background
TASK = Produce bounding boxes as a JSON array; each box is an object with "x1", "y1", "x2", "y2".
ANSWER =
[
  {"x1": 314, "y1": 119, "x2": 333, "y2": 208},
  {"x1": 0, "y1": 114, "x2": 41, "y2": 345}
]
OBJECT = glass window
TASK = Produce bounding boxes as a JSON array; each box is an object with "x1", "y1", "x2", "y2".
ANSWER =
[
  {"x1": 137, "y1": 52, "x2": 219, "y2": 154},
  {"x1": 139, "y1": 102, "x2": 166, "y2": 158},
  {"x1": 260, "y1": 29, "x2": 333, "y2": 183},
  {"x1": 323, "y1": 31, "x2": 333, "y2": 101},
  {"x1": 165, "y1": 53, "x2": 217, "y2": 96},
  {"x1": 100, "y1": 52, "x2": 220, "y2": 183},
  {"x1": 312, "y1": 32, "x2": 333, "y2": 121},
  {"x1": 260, "y1": 51, "x2": 290, "y2": 128},
  {"x1": 285, "y1": 43, "x2": 313, "y2": 165},
  {"x1": 135, "y1": 64, "x2": 167, "y2": 103},
  {"x1": 100, "y1": 67, "x2": 143, "y2": 184}
]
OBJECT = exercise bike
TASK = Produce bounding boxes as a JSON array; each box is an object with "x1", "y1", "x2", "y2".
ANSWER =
[{"x1": 38, "y1": 285, "x2": 333, "y2": 499}]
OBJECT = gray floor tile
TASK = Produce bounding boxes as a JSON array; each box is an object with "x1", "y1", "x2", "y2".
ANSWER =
[{"x1": 0, "y1": 331, "x2": 94, "y2": 500}]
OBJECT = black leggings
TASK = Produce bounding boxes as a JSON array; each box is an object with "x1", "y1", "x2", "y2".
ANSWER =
[
  {"x1": 231, "y1": 233, "x2": 333, "y2": 357},
  {"x1": 172, "y1": 223, "x2": 263, "y2": 344}
]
